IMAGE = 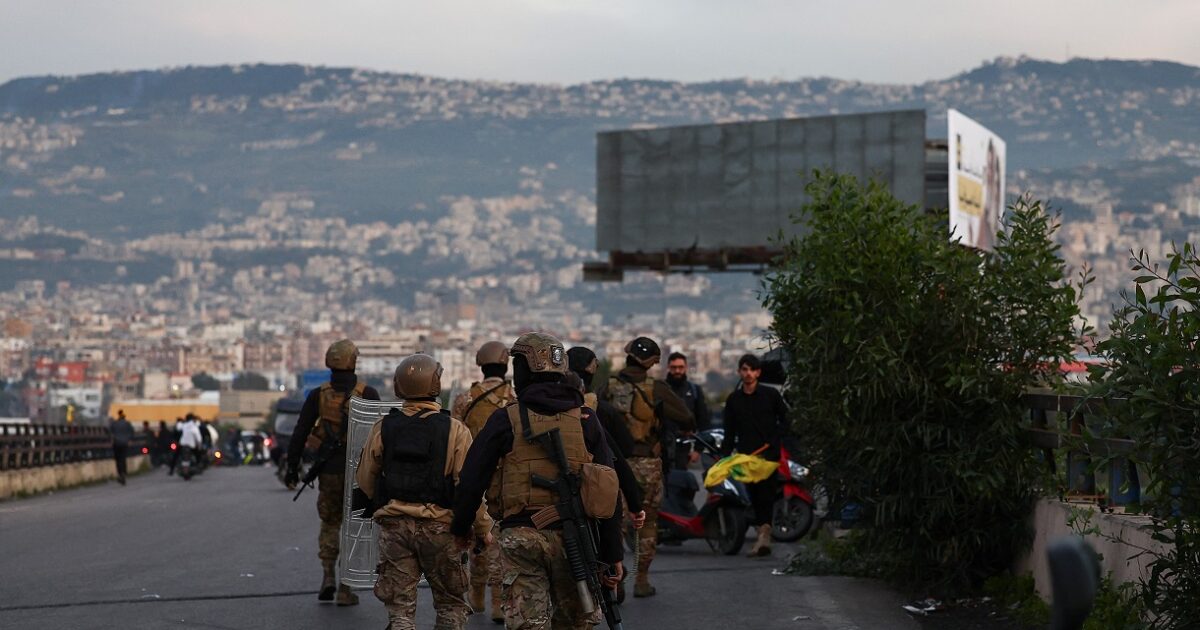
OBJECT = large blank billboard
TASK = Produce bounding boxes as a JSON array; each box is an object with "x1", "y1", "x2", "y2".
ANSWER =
[{"x1": 596, "y1": 110, "x2": 926, "y2": 253}]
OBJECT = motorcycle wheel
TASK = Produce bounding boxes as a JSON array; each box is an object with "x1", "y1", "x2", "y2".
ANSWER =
[
  {"x1": 771, "y1": 496, "x2": 814, "y2": 542},
  {"x1": 704, "y1": 506, "x2": 747, "y2": 555}
]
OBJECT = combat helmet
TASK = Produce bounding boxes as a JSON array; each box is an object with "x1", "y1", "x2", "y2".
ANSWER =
[
  {"x1": 624, "y1": 336, "x2": 661, "y2": 369},
  {"x1": 325, "y1": 339, "x2": 359, "y2": 371},
  {"x1": 475, "y1": 341, "x2": 510, "y2": 366},
  {"x1": 510, "y1": 332, "x2": 568, "y2": 375},
  {"x1": 394, "y1": 354, "x2": 443, "y2": 399}
]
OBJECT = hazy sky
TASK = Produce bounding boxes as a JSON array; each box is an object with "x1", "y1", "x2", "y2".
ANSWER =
[{"x1": 4, "y1": 0, "x2": 1199, "y2": 85}]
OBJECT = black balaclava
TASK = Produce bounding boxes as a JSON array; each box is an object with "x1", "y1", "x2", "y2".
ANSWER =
[
  {"x1": 566, "y1": 347, "x2": 597, "y2": 390},
  {"x1": 513, "y1": 355, "x2": 562, "y2": 395},
  {"x1": 481, "y1": 363, "x2": 507, "y2": 380}
]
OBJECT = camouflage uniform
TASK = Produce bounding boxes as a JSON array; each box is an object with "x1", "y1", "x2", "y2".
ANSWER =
[
  {"x1": 375, "y1": 516, "x2": 470, "y2": 630},
  {"x1": 498, "y1": 527, "x2": 589, "y2": 630},
  {"x1": 317, "y1": 471, "x2": 346, "y2": 572},
  {"x1": 626, "y1": 456, "x2": 663, "y2": 578}
]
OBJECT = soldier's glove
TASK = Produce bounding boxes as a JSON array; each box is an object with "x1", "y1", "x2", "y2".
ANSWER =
[
  {"x1": 351, "y1": 487, "x2": 373, "y2": 514},
  {"x1": 284, "y1": 467, "x2": 299, "y2": 490}
]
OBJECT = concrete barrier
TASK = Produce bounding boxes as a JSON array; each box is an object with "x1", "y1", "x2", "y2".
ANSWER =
[
  {"x1": 1015, "y1": 498, "x2": 1165, "y2": 599},
  {"x1": 0, "y1": 455, "x2": 149, "y2": 500}
]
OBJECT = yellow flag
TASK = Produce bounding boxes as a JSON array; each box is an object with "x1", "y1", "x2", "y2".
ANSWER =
[{"x1": 704, "y1": 454, "x2": 778, "y2": 487}]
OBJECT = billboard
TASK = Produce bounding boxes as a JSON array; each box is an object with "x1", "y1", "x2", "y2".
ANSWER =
[
  {"x1": 595, "y1": 110, "x2": 927, "y2": 255},
  {"x1": 948, "y1": 109, "x2": 1006, "y2": 251}
]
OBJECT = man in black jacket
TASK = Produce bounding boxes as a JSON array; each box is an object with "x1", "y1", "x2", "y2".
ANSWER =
[
  {"x1": 663, "y1": 351, "x2": 710, "y2": 471},
  {"x1": 452, "y1": 332, "x2": 623, "y2": 629},
  {"x1": 721, "y1": 353, "x2": 788, "y2": 558},
  {"x1": 284, "y1": 339, "x2": 381, "y2": 606}
]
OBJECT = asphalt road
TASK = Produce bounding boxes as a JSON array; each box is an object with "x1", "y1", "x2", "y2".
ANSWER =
[{"x1": 0, "y1": 465, "x2": 919, "y2": 630}]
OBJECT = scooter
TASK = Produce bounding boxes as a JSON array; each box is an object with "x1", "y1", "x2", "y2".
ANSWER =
[
  {"x1": 656, "y1": 430, "x2": 752, "y2": 555},
  {"x1": 177, "y1": 446, "x2": 195, "y2": 481},
  {"x1": 771, "y1": 444, "x2": 817, "y2": 542}
]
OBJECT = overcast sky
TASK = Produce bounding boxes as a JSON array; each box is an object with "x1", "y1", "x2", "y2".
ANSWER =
[{"x1": 4, "y1": 0, "x2": 1199, "y2": 85}]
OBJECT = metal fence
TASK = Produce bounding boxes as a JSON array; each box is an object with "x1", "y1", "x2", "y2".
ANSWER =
[
  {"x1": 1022, "y1": 389, "x2": 1140, "y2": 508},
  {"x1": 0, "y1": 423, "x2": 150, "y2": 471}
]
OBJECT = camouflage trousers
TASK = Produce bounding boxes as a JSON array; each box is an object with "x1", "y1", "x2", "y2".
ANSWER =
[
  {"x1": 375, "y1": 516, "x2": 470, "y2": 630},
  {"x1": 316, "y1": 472, "x2": 345, "y2": 570},
  {"x1": 626, "y1": 456, "x2": 663, "y2": 581},
  {"x1": 498, "y1": 527, "x2": 589, "y2": 630},
  {"x1": 470, "y1": 522, "x2": 502, "y2": 592}
]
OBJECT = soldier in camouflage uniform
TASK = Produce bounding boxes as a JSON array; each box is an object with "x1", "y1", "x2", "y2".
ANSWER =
[
  {"x1": 596, "y1": 336, "x2": 694, "y2": 598},
  {"x1": 450, "y1": 341, "x2": 514, "y2": 623},
  {"x1": 355, "y1": 354, "x2": 493, "y2": 630},
  {"x1": 285, "y1": 339, "x2": 380, "y2": 606},
  {"x1": 450, "y1": 332, "x2": 624, "y2": 630}
]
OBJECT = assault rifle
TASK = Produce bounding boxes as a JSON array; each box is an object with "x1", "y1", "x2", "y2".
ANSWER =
[
  {"x1": 523, "y1": 407, "x2": 623, "y2": 630},
  {"x1": 292, "y1": 436, "x2": 342, "y2": 501}
]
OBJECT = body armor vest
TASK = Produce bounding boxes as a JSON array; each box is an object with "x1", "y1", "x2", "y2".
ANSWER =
[
  {"x1": 315, "y1": 381, "x2": 366, "y2": 443},
  {"x1": 463, "y1": 380, "x2": 514, "y2": 437},
  {"x1": 378, "y1": 409, "x2": 455, "y2": 508},
  {"x1": 605, "y1": 376, "x2": 658, "y2": 455},
  {"x1": 497, "y1": 404, "x2": 590, "y2": 518}
]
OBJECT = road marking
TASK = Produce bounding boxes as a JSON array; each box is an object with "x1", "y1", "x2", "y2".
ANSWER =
[{"x1": 0, "y1": 590, "x2": 318, "y2": 612}]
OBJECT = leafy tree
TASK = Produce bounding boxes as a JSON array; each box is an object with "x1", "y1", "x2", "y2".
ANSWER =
[
  {"x1": 191, "y1": 372, "x2": 220, "y2": 391},
  {"x1": 232, "y1": 372, "x2": 270, "y2": 391},
  {"x1": 1086, "y1": 244, "x2": 1200, "y2": 628},
  {"x1": 763, "y1": 172, "x2": 1082, "y2": 588}
]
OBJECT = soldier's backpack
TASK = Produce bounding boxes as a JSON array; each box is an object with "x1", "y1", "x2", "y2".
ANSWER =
[
  {"x1": 309, "y1": 381, "x2": 366, "y2": 447},
  {"x1": 606, "y1": 375, "x2": 658, "y2": 446},
  {"x1": 461, "y1": 380, "x2": 514, "y2": 437}
]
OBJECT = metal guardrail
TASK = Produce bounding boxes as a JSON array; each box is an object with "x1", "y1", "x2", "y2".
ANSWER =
[
  {"x1": 0, "y1": 423, "x2": 150, "y2": 471},
  {"x1": 1022, "y1": 389, "x2": 1140, "y2": 507}
]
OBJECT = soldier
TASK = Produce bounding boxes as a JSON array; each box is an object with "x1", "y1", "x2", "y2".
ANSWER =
[
  {"x1": 596, "y1": 336, "x2": 694, "y2": 598},
  {"x1": 451, "y1": 332, "x2": 624, "y2": 630},
  {"x1": 450, "y1": 340, "x2": 515, "y2": 623},
  {"x1": 355, "y1": 354, "x2": 493, "y2": 630},
  {"x1": 284, "y1": 339, "x2": 381, "y2": 606}
]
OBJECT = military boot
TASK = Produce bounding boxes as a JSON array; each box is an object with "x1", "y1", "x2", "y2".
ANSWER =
[
  {"x1": 633, "y1": 575, "x2": 656, "y2": 598},
  {"x1": 319, "y1": 564, "x2": 336, "y2": 601},
  {"x1": 748, "y1": 524, "x2": 773, "y2": 557},
  {"x1": 490, "y1": 585, "x2": 504, "y2": 624},
  {"x1": 335, "y1": 584, "x2": 359, "y2": 606},
  {"x1": 469, "y1": 582, "x2": 486, "y2": 613}
]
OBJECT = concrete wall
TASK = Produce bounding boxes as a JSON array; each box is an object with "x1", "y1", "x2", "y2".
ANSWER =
[
  {"x1": 1015, "y1": 498, "x2": 1164, "y2": 599},
  {"x1": 0, "y1": 455, "x2": 148, "y2": 500}
]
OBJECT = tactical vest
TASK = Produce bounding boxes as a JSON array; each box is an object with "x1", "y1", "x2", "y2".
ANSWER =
[
  {"x1": 497, "y1": 404, "x2": 590, "y2": 519},
  {"x1": 314, "y1": 381, "x2": 366, "y2": 443},
  {"x1": 606, "y1": 376, "x2": 658, "y2": 456},
  {"x1": 462, "y1": 380, "x2": 514, "y2": 438},
  {"x1": 378, "y1": 409, "x2": 455, "y2": 508}
]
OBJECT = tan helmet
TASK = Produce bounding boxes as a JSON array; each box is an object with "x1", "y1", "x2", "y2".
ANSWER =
[
  {"x1": 510, "y1": 332, "x2": 568, "y2": 374},
  {"x1": 394, "y1": 354, "x2": 443, "y2": 399},
  {"x1": 325, "y1": 339, "x2": 359, "y2": 370},
  {"x1": 624, "y1": 336, "x2": 661, "y2": 369},
  {"x1": 476, "y1": 341, "x2": 510, "y2": 366}
]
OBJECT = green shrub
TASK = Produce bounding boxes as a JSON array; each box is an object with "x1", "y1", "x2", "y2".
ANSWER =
[
  {"x1": 763, "y1": 172, "x2": 1082, "y2": 588},
  {"x1": 1086, "y1": 245, "x2": 1200, "y2": 628}
]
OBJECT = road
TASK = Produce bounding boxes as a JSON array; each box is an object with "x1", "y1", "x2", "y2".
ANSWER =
[{"x1": 0, "y1": 465, "x2": 919, "y2": 629}]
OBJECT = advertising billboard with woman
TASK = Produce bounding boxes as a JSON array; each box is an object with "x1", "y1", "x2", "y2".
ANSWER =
[{"x1": 948, "y1": 109, "x2": 1006, "y2": 251}]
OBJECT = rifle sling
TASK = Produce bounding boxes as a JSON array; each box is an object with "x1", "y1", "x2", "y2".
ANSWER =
[{"x1": 462, "y1": 380, "x2": 509, "y2": 425}]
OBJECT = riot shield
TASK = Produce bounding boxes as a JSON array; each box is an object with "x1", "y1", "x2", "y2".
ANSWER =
[{"x1": 339, "y1": 396, "x2": 400, "y2": 590}]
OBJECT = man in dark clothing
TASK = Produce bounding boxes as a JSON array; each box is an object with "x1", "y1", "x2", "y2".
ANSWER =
[
  {"x1": 284, "y1": 339, "x2": 381, "y2": 606},
  {"x1": 721, "y1": 353, "x2": 789, "y2": 557},
  {"x1": 663, "y1": 351, "x2": 710, "y2": 471},
  {"x1": 566, "y1": 346, "x2": 645, "y2": 523},
  {"x1": 110, "y1": 410, "x2": 134, "y2": 485},
  {"x1": 452, "y1": 332, "x2": 624, "y2": 629}
]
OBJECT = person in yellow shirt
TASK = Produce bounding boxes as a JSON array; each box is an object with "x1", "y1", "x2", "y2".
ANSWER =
[{"x1": 355, "y1": 354, "x2": 493, "y2": 630}]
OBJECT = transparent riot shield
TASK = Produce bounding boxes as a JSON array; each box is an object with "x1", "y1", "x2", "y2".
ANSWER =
[{"x1": 339, "y1": 396, "x2": 400, "y2": 590}]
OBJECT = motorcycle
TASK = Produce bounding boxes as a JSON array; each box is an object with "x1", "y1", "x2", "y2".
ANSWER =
[
  {"x1": 177, "y1": 445, "x2": 195, "y2": 481},
  {"x1": 656, "y1": 430, "x2": 752, "y2": 555},
  {"x1": 771, "y1": 444, "x2": 817, "y2": 542}
]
